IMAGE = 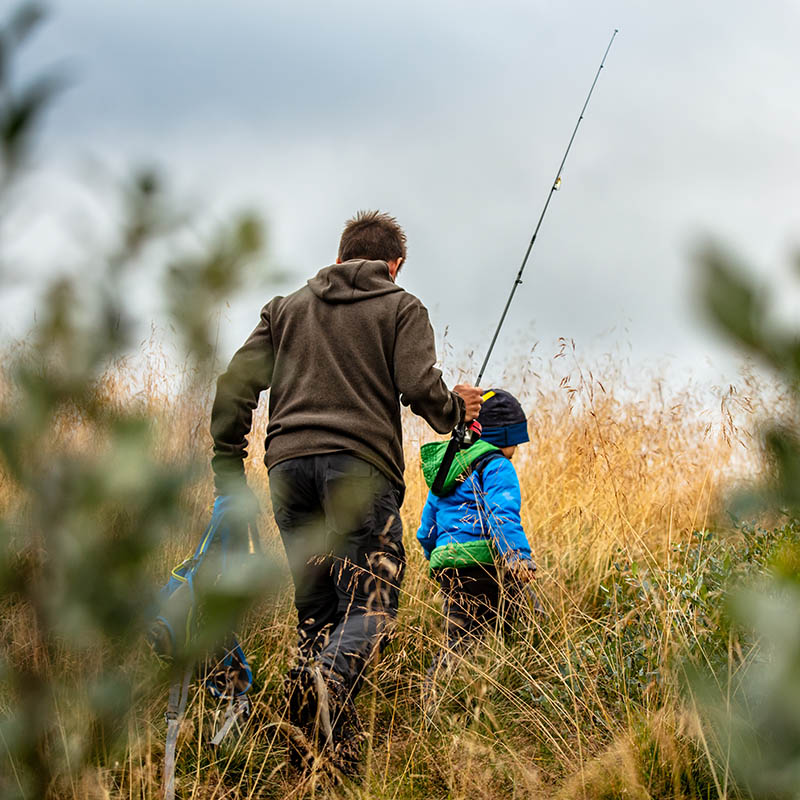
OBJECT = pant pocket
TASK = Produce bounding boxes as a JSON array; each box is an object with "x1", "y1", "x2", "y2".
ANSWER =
[
  {"x1": 362, "y1": 497, "x2": 405, "y2": 616},
  {"x1": 323, "y1": 459, "x2": 386, "y2": 539}
]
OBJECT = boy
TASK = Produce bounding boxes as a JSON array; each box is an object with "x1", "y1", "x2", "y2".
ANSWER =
[{"x1": 417, "y1": 389, "x2": 537, "y2": 675}]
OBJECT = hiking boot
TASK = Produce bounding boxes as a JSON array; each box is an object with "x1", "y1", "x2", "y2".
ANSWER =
[
  {"x1": 329, "y1": 689, "x2": 363, "y2": 779},
  {"x1": 286, "y1": 665, "x2": 332, "y2": 740},
  {"x1": 285, "y1": 663, "x2": 335, "y2": 774},
  {"x1": 285, "y1": 665, "x2": 363, "y2": 776},
  {"x1": 279, "y1": 718, "x2": 315, "y2": 771}
]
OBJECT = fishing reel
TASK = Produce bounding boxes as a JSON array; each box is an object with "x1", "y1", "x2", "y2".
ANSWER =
[
  {"x1": 430, "y1": 419, "x2": 482, "y2": 495},
  {"x1": 453, "y1": 390, "x2": 496, "y2": 449},
  {"x1": 430, "y1": 391, "x2": 493, "y2": 495},
  {"x1": 454, "y1": 419, "x2": 483, "y2": 449}
]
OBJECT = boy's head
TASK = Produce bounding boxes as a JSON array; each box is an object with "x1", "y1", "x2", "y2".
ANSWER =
[
  {"x1": 477, "y1": 390, "x2": 529, "y2": 452},
  {"x1": 337, "y1": 210, "x2": 407, "y2": 277}
]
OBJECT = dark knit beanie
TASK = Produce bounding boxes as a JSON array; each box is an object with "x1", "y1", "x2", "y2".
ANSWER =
[{"x1": 477, "y1": 389, "x2": 529, "y2": 447}]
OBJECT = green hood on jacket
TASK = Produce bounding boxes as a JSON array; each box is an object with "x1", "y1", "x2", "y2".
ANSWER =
[{"x1": 420, "y1": 439, "x2": 501, "y2": 495}]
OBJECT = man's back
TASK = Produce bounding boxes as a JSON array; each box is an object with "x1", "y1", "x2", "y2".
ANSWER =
[
  {"x1": 211, "y1": 258, "x2": 462, "y2": 494},
  {"x1": 209, "y1": 209, "x2": 485, "y2": 775}
]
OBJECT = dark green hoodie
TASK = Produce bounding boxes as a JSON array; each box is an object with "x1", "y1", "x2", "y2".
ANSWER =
[{"x1": 211, "y1": 259, "x2": 464, "y2": 497}]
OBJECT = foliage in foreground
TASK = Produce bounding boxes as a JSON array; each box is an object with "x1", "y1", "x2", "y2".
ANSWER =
[
  {"x1": 4, "y1": 3, "x2": 800, "y2": 798},
  {"x1": 3, "y1": 337, "x2": 764, "y2": 799},
  {"x1": 0, "y1": 6, "x2": 271, "y2": 797},
  {"x1": 680, "y1": 243, "x2": 800, "y2": 800}
]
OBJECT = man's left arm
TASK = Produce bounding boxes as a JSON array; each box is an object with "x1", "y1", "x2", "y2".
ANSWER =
[{"x1": 210, "y1": 302, "x2": 275, "y2": 493}]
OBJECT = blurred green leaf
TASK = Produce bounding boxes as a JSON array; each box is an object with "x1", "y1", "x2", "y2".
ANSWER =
[
  {"x1": 698, "y1": 243, "x2": 767, "y2": 355},
  {"x1": 690, "y1": 238, "x2": 800, "y2": 798},
  {"x1": 1, "y1": 75, "x2": 63, "y2": 171},
  {"x1": 0, "y1": 6, "x2": 272, "y2": 796},
  {"x1": 8, "y1": 3, "x2": 46, "y2": 45}
]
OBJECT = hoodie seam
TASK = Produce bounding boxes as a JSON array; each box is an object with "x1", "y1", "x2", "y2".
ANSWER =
[{"x1": 351, "y1": 260, "x2": 364, "y2": 301}]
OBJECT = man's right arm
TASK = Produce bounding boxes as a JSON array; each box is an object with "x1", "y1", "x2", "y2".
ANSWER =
[
  {"x1": 210, "y1": 302, "x2": 275, "y2": 492},
  {"x1": 392, "y1": 297, "x2": 479, "y2": 432}
]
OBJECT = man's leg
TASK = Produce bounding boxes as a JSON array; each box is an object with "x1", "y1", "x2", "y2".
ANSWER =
[
  {"x1": 270, "y1": 456, "x2": 357, "y2": 771},
  {"x1": 288, "y1": 454, "x2": 403, "y2": 771},
  {"x1": 269, "y1": 457, "x2": 341, "y2": 660},
  {"x1": 269, "y1": 455, "x2": 344, "y2": 757},
  {"x1": 316, "y1": 454, "x2": 405, "y2": 695}
]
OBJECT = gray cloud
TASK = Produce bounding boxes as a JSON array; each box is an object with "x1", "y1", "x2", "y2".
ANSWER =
[{"x1": 5, "y1": 0, "x2": 800, "y2": 386}]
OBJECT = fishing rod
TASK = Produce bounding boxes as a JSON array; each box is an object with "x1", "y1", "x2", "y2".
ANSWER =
[
  {"x1": 431, "y1": 29, "x2": 618, "y2": 495},
  {"x1": 476, "y1": 27, "x2": 619, "y2": 386}
]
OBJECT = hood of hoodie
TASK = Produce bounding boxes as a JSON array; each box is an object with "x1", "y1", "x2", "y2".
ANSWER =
[
  {"x1": 420, "y1": 439, "x2": 501, "y2": 495},
  {"x1": 307, "y1": 259, "x2": 404, "y2": 304}
]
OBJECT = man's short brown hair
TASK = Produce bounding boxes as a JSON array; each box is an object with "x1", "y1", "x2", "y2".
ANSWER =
[{"x1": 338, "y1": 210, "x2": 407, "y2": 264}]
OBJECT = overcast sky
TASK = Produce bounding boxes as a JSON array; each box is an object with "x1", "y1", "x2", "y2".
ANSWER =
[{"x1": 3, "y1": 0, "x2": 800, "y2": 388}]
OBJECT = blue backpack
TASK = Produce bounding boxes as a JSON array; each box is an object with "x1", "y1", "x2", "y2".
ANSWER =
[{"x1": 149, "y1": 496, "x2": 260, "y2": 798}]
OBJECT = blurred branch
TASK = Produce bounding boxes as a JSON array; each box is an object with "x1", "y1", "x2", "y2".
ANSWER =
[
  {"x1": 0, "y1": 3, "x2": 63, "y2": 189},
  {"x1": 0, "y1": 6, "x2": 272, "y2": 798},
  {"x1": 688, "y1": 240, "x2": 800, "y2": 798}
]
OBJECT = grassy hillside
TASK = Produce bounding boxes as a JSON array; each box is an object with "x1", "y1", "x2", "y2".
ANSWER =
[{"x1": 2, "y1": 350, "x2": 779, "y2": 799}]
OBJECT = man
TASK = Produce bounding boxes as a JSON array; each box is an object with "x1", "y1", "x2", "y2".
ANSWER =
[{"x1": 210, "y1": 210, "x2": 482, "y2": 771}]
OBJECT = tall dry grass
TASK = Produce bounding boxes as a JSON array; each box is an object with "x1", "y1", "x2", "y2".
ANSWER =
[{"x1": 1, "y1": 344, "x2": 770, "y2": 799}]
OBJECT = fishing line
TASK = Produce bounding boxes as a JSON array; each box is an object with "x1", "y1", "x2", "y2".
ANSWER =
[{"x1": 476, "y1": 28, "x2": 619, "y2": 386}]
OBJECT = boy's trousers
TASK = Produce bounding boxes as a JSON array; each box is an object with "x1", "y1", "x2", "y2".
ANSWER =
[
  {"x1": 434, "y1": 563, "x2": 523, "y2": 658},
  {"x1": 268, "y1": 453, "x2": 405, "y2": 695}
]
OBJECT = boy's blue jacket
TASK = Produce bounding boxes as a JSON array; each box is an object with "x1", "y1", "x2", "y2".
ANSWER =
[{"x1": 416, "y1": 441, "x2": 534, "y2": 568}]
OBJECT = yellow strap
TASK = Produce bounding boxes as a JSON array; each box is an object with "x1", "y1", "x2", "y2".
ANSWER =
[{"x1": 482, "y1": 390, "x2": 496, "y2": 401}]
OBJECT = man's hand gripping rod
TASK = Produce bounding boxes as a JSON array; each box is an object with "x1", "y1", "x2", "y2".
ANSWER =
[{"x1": 432, "y1": 29, "x2": 618, "y2": 494}]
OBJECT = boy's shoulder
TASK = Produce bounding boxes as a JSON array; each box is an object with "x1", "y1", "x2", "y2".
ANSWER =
[
  {"x1": 474, "y1": 451, "x2": 520, "y2": 491},
  {"x1": 472, "y1": 449, "x2": 509, "y2": 477}
]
